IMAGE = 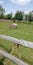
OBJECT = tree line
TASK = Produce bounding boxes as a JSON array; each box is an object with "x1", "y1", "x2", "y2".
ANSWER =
[{"x1": 0, "y1": 5, "x2": 33, "y2": 23}]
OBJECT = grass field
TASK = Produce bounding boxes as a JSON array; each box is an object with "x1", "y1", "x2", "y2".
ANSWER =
[{"x1": 0, "y1": 21, "x2": 33, "y2": 65}]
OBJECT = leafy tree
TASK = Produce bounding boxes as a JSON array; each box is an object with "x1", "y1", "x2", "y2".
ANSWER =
[
  {"x1": 25, "y1": 14, "x2": 28, "y2": 21},
  {"x1": 12, "y1": 17, "x2": 15, "y2": 22},
  {"x1": 0, "y1": 5, "x2": 5, "y2": 19},
  {"x1": 5, "y1": 13, "x2": 13, "y2": 19},
  {"x1": 0, "y1": 60, "x2": 4, "y2": 65},
  {"x1": 28, "y1": 12, "x2": 32, "y2": 23},
  {"x1": 28, "y1": 11, "x2": 33, "y2": 23},
  {"x1": 14, "y1": 11, "x2": 24, "y2": 22},
  {"x1": 31, "y1": 11, "x2": 33, "y2": 21}
]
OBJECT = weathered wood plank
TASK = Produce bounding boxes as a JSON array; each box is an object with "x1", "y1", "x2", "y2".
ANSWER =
[
  {"x1": 0, "y1": 34, "x2": 33, "y2": 48},
  {"x1": 0, "y1": 50, "x2": 28, "y2": 65}
]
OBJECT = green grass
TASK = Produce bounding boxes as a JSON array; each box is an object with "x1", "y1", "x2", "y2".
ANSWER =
[
  {"x1": 0, "y1": 22, "x2": 33, "y2": 41},
  {"x1": 0, "y1": 21, "x2": 33, "y2": 65}
]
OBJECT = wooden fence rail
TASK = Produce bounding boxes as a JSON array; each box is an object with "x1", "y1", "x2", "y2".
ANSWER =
[
  {"x1": 0, "y1": 34, "x2": 33, "y2": 48},
  {"x1": 0, "y1": 34, "x2": 33, "y2": 65},
  {"x1": 0, "y1": 50, "x2": 28, "y2": 65}
]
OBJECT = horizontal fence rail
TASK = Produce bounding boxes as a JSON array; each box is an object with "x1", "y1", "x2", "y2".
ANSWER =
[
  {"x1": 0, "y1": 34, "x2": 33, "y2": 48},
  {"x1": 0, "y1": 50, "x2": 28, "y2": 65}
]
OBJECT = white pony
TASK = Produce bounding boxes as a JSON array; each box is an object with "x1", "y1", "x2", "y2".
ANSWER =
[{"x1": 9, "y1": 23, "x2": 18, "y2": 29}]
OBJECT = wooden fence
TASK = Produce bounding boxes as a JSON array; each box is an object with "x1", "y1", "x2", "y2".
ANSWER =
[
  {"x1": 0, "y1": 19, "x2": 12, "y2": 22},
  {"x1": 0, "y1": 34, "x2": 33, "y2": 65}
]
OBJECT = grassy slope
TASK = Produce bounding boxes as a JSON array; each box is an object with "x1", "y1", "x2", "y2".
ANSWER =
[{"x1": 0, "y1": 21, "x2": 33, "y2": 65}]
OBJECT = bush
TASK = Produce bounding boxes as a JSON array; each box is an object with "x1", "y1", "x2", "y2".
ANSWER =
[{"x1": 0, "y1": 60, "x2": 4, "y2": 65}]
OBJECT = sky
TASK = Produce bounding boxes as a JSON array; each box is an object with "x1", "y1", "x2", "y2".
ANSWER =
[{"x1": 0, "y1": 0, "x2": 33, "y2": 15}]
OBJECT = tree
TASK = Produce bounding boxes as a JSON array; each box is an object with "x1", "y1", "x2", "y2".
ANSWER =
[
  {"x1": 25, "y1": 14, "x2": 28, "y2": 21},
  {"x1": 28, "y1": 11, "x2": 33, "y2": 23},
  {"x1": 12, "y1": 17, "x2": 15, "y2": 22},
  {"x1": 31, "y1": 11, "x2": 33, "y2": 21},
  {"x1": 0, "y1": 60, "x2": 4, "y2": 65},
  {"x1": 14, "y1": 11, "x2": 24, "y2": 22},
  {"x1": 5, "y1": 13, "x2": 13, "y2": 19},
  {"x1": 0, "y1": 5, "x2": 5, "y2": 19}
]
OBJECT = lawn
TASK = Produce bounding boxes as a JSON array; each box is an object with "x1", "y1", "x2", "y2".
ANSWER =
[{"x1": 0, "y1": 21, "x2": 33, "y2": 65}]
